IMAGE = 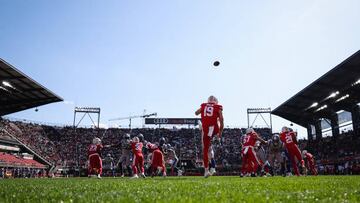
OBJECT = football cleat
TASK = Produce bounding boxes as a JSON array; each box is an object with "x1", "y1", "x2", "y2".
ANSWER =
[
  {"x1": 131, "y1": 174, "x2": 139, "y2": 179},
  {"x1": 140, "y1": 173, "x2": 146, "y2": 178},
  {"x1": 209, "y1": 168, "x2": 216, "y2": 176}
]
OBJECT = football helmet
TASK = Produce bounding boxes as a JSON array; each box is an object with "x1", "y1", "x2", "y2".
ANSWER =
[
  {"x1": 138, "y1": 133, "x2": 144, "y2": 142},
  {"x1": 132, "y1": 136, "x2": 139, "y2": 142},
  {"x1": 159, "y1": 137, "x2": 166, "y2": 146},
  {"x1": 246, "y1": 128, "x2": 254, "y2": 134},
  {"x1": 272, "y1": 134, "x2": 280, "y2": 142},
  {"x1": 281, "y1": 126, "x2": 288, "y2": 133},
  {"x1": 207, "y1": 95, "x2": 218, "y2": 104},
  {"x1": 124, "y1": 133, "x2": 131, "y2": 139},
  {"x1": 92, "y1": 137, "x2": 101, "y2": 145}
]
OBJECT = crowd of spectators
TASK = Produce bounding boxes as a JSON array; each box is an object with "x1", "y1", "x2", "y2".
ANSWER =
[
  {"x1": 0, "y1": 167, "x2": 47, "y2": 178},
  {"x1": 2, "y1": 118, "x2": 359, "y2": 175},
  {"x1": 304, "y1": 131, "x2": 360, "y2": 175},
  {"x1": 0, "y1": 119, "x2": 270, "y2": 170},
  {"x1": 0, "y1": 119, "x2": 61, "y2": 164}
]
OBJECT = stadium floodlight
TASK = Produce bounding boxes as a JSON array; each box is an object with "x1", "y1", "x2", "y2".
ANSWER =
[
  {"x1": 74, "y1": 107, "x2": 101, "y2": 113},
  {"x1": 315, "y1": 105, "x2": 327, "y2": 112},
  {"x1": 1, "y1": 81, "x2": 18, "y2": 92},
  {"x1": 335, "y1": 94, "x2": 349, "y2": 103},
  {"x1": 352, "y1": 79, "x2": 360, "y2": 86},
  {"x1": 305, "y1": 102, "x2": 318, "y2": 111},
  {"x1": 0, "y1": 86, "x2": 9, "y2": 92},
  {"x1": 328, "y1": 91, "x2": 339, "y2": 98},
  {"x1": 73, "y1": 107, "x2": 101, "y2": 129},
  {"x1": 2, "y1": 81, "x2": 14, "y2": 88},
  {"x1": 309, "y1": 102, "x2": 318, "y2": 108},
  {"x1": 2, "y1": 81, "x2": 10, "y2": 87}
]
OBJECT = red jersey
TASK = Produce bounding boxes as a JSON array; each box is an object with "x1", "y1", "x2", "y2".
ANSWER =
[
  {"x1": 146, "y1": 142, "x2": 159, "y2": 152},
  {"x1": 88, "y1": 144, "x2": 103, "y2": 157},
  {"x1": 200, "y1": 102, "x2": 223, "y2": 127},
  {"x1": 280, "y1": 132, "x2": 297, "y2": 148},
  {"x1": 243, "y1": 132, "x2": 257, "y2": 147},
  {"x1": 304, "y1": 152, "x2": 313, "y2": 160},
  {"x1": 131, "y1": 142, "x2": 143, "y2": 156}
]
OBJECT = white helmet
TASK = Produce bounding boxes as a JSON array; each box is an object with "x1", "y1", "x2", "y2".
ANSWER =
[
  {"x1": 132, "y1": 136, "x2": 139, "y2": 142},
  {"x1": 246, "y1": 128, "x2": 254, "y2": 134},
  {"x1": 302, "y1": 150, "x2": 307, "y2": 156},
  {"x1": 281, "y1": 126, "x2": 288, "y2": 133},
  {"x1": 92, "y1": 137, "x2": 101, "y2": 145},
  {"x1": 208, "y1": 95, "x2": 218, "y2": 104}
]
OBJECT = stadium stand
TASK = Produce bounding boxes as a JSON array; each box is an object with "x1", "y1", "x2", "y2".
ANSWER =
[
  {"x1": 273, "y1": 50, "x2": 360, "y2": 175},
  {"x1": 0, "y1": 58, "x2": 62, "y2": 116},
  {"x1": 0, "y1": 119, "x2": 272, "y2": 176},
  {"x1": 272, "y1": 50, "x2": 360, "y2": 140},
  {"x1": 0, "y1": 58, "x2": 63, "y2": 177},
  {"x1": 1, "y1": 118, "x2": 360, "y2": 176}
]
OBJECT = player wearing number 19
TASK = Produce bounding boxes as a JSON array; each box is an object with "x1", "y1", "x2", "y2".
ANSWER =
[{"x1": 195, "y1": 95, "x2": 224, "y2": 178}]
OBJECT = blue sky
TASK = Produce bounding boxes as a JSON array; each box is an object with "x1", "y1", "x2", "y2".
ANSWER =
[{"x1": 1, "y1": 0, "x2": 360, "y2": 138}]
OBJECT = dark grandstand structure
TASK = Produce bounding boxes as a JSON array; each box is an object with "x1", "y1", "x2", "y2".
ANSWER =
[
  {"x1": 0, "y1": 59, "x2": 62, "y2": 116},
  {"x1": 273, "y1": 50, "x2": 360, "y2": 140},
  {"x1": 0, "y1": 58, "x2": 63, "y2": 177}
]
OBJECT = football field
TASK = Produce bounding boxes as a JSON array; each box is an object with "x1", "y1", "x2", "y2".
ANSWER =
[{"x1": 0, "y1": 176, "x2": 359, "y2": 203}]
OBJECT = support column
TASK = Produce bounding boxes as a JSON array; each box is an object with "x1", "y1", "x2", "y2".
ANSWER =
[
  {"x1": 307, "y1": 124, "x2": 314, "y2": 142},
  {"x1": 330, "y1": 113, "x2": 339, "y2": 138},
  {"x1": 351, "y1": 105, "x2": 360, "y2": 136},
  {"x1": 315, "y1": 119, "x2": 322, "y2": 140}
]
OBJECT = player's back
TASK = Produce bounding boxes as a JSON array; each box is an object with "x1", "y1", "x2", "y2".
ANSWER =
[
  {"x1": 280, "y1": 132, "x2": 296, "y2": 147},
  {"x1": 121, "y1": 139, "x2": 131, "y2": 154},
  {"x1": 200, "y1": 102, "x2": 222, "y2": 126},
  {"x1": 167, "y1": 149, "x2": 177, "y2": 159},
  {"x1": 146, "y1": 142, "x2": 159, "y2": 153},
  {"x1": 269, "y1": 139, "x2": 282, "y2": 153},
  {"x1": 103, "y1": 157, "x2": 114, "y2": 169},
  {"x1": 88, "y1": 144, "x2": 102, "y2": 156},
  {"x1": 243, "y1": 133, "x2": 257, "y2": 147},
  {"x1": 131, "y1": 142, "x2": 143, "y2": 156},
  {"x1": 121, "y1": 139, "x2": 131, "y2": 149},
  {"x1": 256, "y1": 146, "x2": 267, "y2": 162},
  {"x1": 305, "y1": 152, "x2": 313, "y2": 159}
]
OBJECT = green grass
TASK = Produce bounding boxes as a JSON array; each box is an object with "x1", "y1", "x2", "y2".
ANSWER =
[{"x1": 0, "y1": 176, "x2": 359, "y2": 203}]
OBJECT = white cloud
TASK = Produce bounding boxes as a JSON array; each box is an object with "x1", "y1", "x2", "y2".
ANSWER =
[{"x1": 63, "y1": 100, "x2": 75, "y2": 105}]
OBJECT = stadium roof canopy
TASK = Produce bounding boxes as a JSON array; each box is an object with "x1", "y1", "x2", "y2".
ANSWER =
[
  {"x1": 0, "y1": 58, "x2": 63, "y2": 116},
  {"x1": 272, "y1": 50, "x2": 360, "y2": 127}
]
